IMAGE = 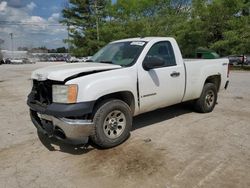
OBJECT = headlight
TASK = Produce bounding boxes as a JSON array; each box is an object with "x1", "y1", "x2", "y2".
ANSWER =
[{"x1": 52, "y1": 84, "x2": 78, "y2": 103}]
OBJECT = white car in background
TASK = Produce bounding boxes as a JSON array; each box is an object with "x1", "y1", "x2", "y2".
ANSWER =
[{"x1": 68, "y1": 56, "x2": 92, "y2": 63}]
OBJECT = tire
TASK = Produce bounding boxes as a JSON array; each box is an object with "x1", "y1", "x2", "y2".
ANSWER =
[
  {"x1": 90, "y1": 99, "x2": 132, "y2": 148},
  {"x1": 194, "y1": 83, "x2": 217, "y2": 113}
]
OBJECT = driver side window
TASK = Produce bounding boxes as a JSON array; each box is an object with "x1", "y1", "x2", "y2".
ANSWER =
[{"x1": 146, "y1": 41, "x2": 176, "y2": 67}]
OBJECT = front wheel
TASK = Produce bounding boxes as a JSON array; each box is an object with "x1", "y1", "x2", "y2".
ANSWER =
[
  {"x1": 194, "y1": 83, "x2": 217, "y2": 113},
  {"x1": 90, "y1": 99, "x2": 132, "y2": 148}
]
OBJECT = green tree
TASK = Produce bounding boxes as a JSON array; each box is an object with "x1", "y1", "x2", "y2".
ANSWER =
[
  {"x1": 174, "y1": 0, "x2": 250, "y2": 57},
  {"x1": 210, "y1": 0, "x2": 250, "y2": 55},
  {"x1": 61, "y1": 0, "x2": 249, "y2": 57},
  {"x1": 108, "y1": 0, "x2": 172, "y2": 37},
  {"x1": 61, "y1": 0, "x2": 110, "y2": 56}
]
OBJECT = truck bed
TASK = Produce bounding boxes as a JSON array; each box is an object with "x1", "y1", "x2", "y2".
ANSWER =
[{"x1": 182, "y1": 58, "x2": 229, "y2": 102}]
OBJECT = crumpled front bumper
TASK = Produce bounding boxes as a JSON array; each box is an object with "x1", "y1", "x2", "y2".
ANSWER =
[
  {"x1": 27, "y1": 90, "x2": 96, "y2": 144},
  {"x1": 30, "y1": 110, "x2": 94, "y2": 144}
]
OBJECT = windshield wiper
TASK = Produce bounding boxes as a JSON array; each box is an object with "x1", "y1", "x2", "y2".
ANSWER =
[{"x1": 99, "y1": 60, "x2": 113, "y2": 64}]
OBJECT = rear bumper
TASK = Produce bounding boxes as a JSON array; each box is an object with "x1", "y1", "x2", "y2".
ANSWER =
[{"x1": 30, "y1": 110, "x2": 94, "y2": 144}]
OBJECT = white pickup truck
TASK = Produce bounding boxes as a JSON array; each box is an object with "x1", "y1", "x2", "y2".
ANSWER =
[{"x1": 27, "y1": 37, "x2": 229, "y2": 148}]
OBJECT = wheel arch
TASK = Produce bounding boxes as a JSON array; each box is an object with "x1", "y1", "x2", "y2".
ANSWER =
[
  {"x1": 204, "y1": 75, "x2": 221, "y2": 92},
  {"x1": 93, "y1": 91, "x2": 136, "y2": 115}
]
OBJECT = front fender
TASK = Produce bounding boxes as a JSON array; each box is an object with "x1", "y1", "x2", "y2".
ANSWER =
[{"x1": 66, "y1": 67, "x2": 138, "y2": 103}]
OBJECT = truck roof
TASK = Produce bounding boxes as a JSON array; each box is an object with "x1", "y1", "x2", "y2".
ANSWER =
[{"x1": 111, "y1": 37, "x2": 175, "y2": 43}]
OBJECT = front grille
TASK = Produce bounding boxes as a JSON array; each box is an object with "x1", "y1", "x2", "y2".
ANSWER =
[{"x1": 30, "y1": 80, "x2": 63, "y2": 105}]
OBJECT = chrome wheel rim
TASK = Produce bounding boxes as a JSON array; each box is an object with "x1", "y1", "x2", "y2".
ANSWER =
[
  {"x1": 205, "y1": 90, "x2": 215, "y2": 108},
  {"x1": 103, "y1": 110, "x2": 126, "y2": 139}
]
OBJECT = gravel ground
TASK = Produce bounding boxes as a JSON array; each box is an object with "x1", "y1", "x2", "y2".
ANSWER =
[{"x1": 0, "y1": 62, "x2": 250, "y2": 188}]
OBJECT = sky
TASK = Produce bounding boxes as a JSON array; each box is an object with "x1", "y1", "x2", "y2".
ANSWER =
[{"x1": 0, "y1": 0, "x2": 68, "y2": 50}]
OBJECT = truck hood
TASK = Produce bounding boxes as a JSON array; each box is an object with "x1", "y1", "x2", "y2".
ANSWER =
[{"x1": 31, "y1": 62, "x2": 122, "y2": 81}]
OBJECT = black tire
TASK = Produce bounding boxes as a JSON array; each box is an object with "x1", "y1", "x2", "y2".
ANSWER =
[
  {"x1": 90, "y1": 99, "x2": 132, "y2": 148},
  {"x1": 194, "y1": 83, "x2": 217, "y2": 113}
]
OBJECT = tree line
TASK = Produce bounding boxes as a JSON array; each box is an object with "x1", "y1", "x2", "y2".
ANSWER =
[{"x1": 61, "y1": 0, "x2": 250, "y2": 57}]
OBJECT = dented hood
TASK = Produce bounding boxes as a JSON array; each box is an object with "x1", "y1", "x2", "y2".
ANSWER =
[{"x1": 31, "y1": 62, "x2": 122, "y2": 81}]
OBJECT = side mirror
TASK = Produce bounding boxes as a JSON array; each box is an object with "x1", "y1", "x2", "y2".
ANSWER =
[{"x1": 142, "y1": 56, "x2": 165, "y2": 71}]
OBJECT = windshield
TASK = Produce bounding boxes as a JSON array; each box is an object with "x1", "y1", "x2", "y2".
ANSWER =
[{"x1": 91, "y1": 41, "x2": 146, "y2": 67}]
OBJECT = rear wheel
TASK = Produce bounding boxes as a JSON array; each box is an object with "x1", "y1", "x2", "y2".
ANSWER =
[
  {"x1": 90, "y1": 99, "x2": 132, "y2": 148},
  {"x1": 194, "y1": 83, "x2": 217, "y2": 113}
]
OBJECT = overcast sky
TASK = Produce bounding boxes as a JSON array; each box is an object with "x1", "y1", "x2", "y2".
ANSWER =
[{"x1": 0, "y1": 0, "x2": 68, "y2": 50}]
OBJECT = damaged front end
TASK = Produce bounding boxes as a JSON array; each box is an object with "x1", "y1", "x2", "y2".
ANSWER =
[{"x1": 27, "y1": 80, "x2": 95, "y2": 144}]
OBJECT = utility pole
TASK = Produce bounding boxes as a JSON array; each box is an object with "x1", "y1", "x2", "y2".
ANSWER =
[
  {"x1": 9, "y1": 33, "x2": 13, "y2": 59},
  {"x1": 94, "y1": 0, "x2": 100, "y2": 41},
  {"x1": 67, "y1": 23, "x2": 70, "y2": 54}
]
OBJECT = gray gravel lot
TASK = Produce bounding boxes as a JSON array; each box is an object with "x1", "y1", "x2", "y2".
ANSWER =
[{"x1": 0, "y1": 62, "x2": 250, "y2": 188}]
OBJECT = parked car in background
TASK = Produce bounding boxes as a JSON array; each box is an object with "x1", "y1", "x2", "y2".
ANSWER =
[
  {"x1": 246, "y1": 55, "x2": 250, "y2": 65},
  {"x1": 67, "y1": 56, "x2": 92, "y2": 63},
  {"x1": 29, "y1": 58, "x2": 39, "y2": 63},
  {"x1": 4, "y1": 58, "x2": 11, "y2": 64},
  {"x1": 67, "y1": 56, "x2": 80, "y2": 63},
  {"x1": 22, "y1": 58, "x2": 35, "y2": 64},
  {"x1": 2, "y1": 58, "x2": 34, "y2": 64},
  {"x1": 228, "y1": 55, "x2": 247, "y2": 65},
  {"x1": 11, "y1": 59, "x2": 23, "y2": 64},
  {"x1": 84, "y1": 56, "x2": 92, "y2": 61}
]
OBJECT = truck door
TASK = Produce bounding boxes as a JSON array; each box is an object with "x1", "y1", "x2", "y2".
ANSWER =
[{"x1": 138, "y1": 41, "x2": 185, "y2": 113}]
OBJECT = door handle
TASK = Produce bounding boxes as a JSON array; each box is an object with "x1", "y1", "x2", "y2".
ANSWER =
[{"x1": 170, "y1": 71, "x2": 180, "y2": 77}]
